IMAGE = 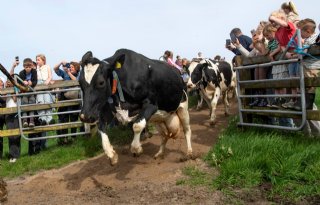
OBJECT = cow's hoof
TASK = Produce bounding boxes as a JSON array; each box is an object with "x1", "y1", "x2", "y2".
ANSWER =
[
  {"x1": 179, "y1": 152, "x2": 194, "y2": 162},
  {"x1": 154, "y1": 152, "x2": 164, "y2": 159},
  {"x1": 209, "y1": 120, "x2": 217, "y2": 126},
  {"x1": 225, "y1": 112, "x2": 230, "y2": 116},
  {"x1": 130, "y1": 146, "x2": 143, "y2": 157},
  {"x1": 109, "y1": 152, "x2": 118, "y2": 166}
]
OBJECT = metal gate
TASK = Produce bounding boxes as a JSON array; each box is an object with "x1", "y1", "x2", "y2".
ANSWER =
[{"x1": 234, "y1": 29, "x2": 307, "y2": 130}]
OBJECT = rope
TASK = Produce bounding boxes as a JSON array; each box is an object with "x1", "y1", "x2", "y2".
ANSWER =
[
  {"x1": 112, "y1": 71, "x2": 125, "y2": 102},
  {"x1": 288, "y1": 37, "x2": 319, "y2": 60}
]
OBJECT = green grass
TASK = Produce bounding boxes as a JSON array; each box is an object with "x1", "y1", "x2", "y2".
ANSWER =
[
  {"x1": 0, "y1": 126, "x2": 132, "y2": 179},
  {"x1": 178, "y1": 88, "x2": 320, "y2": 203},
  {"x1": 180, "y1": 116, "x2": 320, "y2": 203}
]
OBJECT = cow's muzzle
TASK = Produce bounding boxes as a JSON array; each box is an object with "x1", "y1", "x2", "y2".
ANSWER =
[{"x1": 80, "y1": 113, "x2": 98, "y2": 124}]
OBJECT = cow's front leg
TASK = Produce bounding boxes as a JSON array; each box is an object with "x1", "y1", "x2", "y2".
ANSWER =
[
  {"x1": 131, "y1": 102, "x2": 158, "y2": 156},
  {"x1": 131, "y1": 118, "x2": 146, "y2": 156},
  {"x1": 98, "y1": 107, "x2": 118, "y2": 165},
  {"x1": 210, "y1": 88, "x2": 221, "y2": 125},
  {"x1": 99, "y1": 130, "x2": 118, "y2": 165}
]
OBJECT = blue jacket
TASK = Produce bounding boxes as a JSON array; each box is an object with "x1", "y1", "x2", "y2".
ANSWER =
[{"x1": 232, "y1": 35, "x2": 253, "y2": 55}]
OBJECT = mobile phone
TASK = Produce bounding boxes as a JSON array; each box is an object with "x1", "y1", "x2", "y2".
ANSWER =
[
  {"x1": 230, "y1": 33, "x2": 237, "y2": 42},
  {"x1": 15, "y1": 56, "x2": 19, "y2": 61},
  {"x1": 226, "y1": 39, "x2": 231, "y2": 46}
]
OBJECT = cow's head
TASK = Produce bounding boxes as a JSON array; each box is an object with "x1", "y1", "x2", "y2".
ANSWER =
[
  {"x1": 187, "y1": 59, "x2": 220, "y2": 89},
  {"x1": 79, "y1": 51, "x2": 112, "y2": 123},
  {"x1": 187, "y1": 60, "x2": 209, "y2": 89},
  {"x1": 186, "y1": 61, "x2": 200, "y2": 89}
]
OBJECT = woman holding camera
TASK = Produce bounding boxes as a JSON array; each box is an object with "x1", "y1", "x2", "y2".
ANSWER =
[{"x1": 53, "y1": 61, "x2": 80, "y2": 145}]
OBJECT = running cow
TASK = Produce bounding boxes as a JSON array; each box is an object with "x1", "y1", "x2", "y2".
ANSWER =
[
  {"x1": 79, "y1": 49, "x2": 192, "y2": 165},
  {"x1": 187, "y1": 59, "x2": 236, "y2": 125}
]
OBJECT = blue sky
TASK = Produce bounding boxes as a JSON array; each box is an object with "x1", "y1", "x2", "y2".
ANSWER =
[{"x1": 1, "y1": 0, "x2": 318, "y2": 80}]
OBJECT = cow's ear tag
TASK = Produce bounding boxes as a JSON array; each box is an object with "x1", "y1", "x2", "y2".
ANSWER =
[{"x1": 115, "y1": 61, "x2": 121, "y2": 69}]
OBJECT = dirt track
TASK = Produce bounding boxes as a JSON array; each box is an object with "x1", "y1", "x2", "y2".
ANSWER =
[{"x1": 5, "y1": 101, "x2": 238, "y2": 205}]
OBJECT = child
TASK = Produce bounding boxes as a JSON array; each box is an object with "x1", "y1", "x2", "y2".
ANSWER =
[
  {"x1": 281, "y1": 1, "x2": 300, "y2": 26},
  {"x1": 36, "y1": 54, "x2": 54, "y2": 125},
  {"x1": 292, "y1": 18, "x2": 319, "y2": 110},
  {"x1": 18, "y1": 58, "x2": 38, "y2": 127},
  {"x1": 263, "y1": 23, "x2": 288, "y2": 108},
  {"x1": 269, "y1": 10, "x2": 297, "y2": 108},
  {"x1": 268, "y1": 11, "x2": 296, "y2": 128}
]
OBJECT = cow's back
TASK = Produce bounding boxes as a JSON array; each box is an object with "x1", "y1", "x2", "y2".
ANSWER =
[
  {"x1": 217, "y1": 61, "x2": 233, "y2": 87},
  {"x1": 108, "y1": 49, "x2": 184, "y2": 112}
]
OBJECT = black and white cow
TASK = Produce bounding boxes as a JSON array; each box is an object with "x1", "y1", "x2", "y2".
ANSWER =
[
  {"x1": 187, "y1": 59, "x2": 236, "y2": 125},
  {"x1": 79, "y1": 49, "x2": 192, "y2": 165}
]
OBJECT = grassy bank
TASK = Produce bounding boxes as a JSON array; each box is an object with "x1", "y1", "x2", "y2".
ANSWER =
[
  {"x1": 180, "y1": 117, "x2": 320, "y2": 203},
  {"x1": 0, "y1": 126, "x2": 132, "y2": 178}
]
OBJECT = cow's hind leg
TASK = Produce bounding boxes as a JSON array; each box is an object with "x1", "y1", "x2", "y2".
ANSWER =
[
  {"x1": 177, "y1": 100, "x2": 193, "y2": 157},
  {"x1": 223, "y1": 91, "x2": 230, "y2": 116},
  {"x1": 209, "y1": 88, "x2": 221, "y2": 125},
  {"x1": 131, "y1": 103, "x2": 158, "y2": 156}
]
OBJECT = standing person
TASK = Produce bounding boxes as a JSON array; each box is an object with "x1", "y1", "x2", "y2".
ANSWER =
[
  {"x1": 163, "y1": 51, "x2": 182, "y2": 71},
  {"x1": 0, "y1": 78, "x2": 6, "y2": 160},
  {"x1": 263, "y1": 23, "x2": 288, "y2": 108},
  {"x1": 175, "y1": 55, "x2": 182, "y2": 67},
  {"x1": 268, "y1": 10, "x2": 296, "y2": 127},
  {"x1": 54, "y1": 61, "x2": 80, "y2": 145},
  {"x1": 36, "y1": 54, "x2": 53, "y2": 150},
  {"x1": 28, "y1": 61, "x2": 43, "y2": 155},
  {"x1": 36, "y1": 54, "x2": 54, "y2": 125},
  {"x1": 292, "y1": 18, "x2": 319, "y2": 110},
  {"x1": 197, "y1": 52, "x2": 204, "y2": 59},
  {"x1": 226, "y1": 28, "x2": 253, "y2": 56},
  {"x1": 269, "y1": 9, "x2": 297, "y2": 106},
  {"x1": 4, "y1": 78, "x2": 20, "y2": 163},
  {"x1": 294, "y1": 18, "x2": 320, "y2": 137},
  {"x1": 17, "y1": 58, "x2": 37, "y2": 127}
]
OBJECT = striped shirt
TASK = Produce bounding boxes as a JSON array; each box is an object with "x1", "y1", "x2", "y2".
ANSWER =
[{"x1": 267, "y1": 39, "x2": 279, "y2": 52}]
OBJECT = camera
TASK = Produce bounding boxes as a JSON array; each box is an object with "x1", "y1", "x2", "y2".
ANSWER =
[
  {"x1": 65, "y1": 63, "x2": 70, "y2": 68},
  {"x1": 226, "y1": 39, "x2": 231, "y2": 46}
]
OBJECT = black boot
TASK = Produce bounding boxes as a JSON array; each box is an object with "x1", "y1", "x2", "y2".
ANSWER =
[
  {"x1": 293, "y1": 93, "x2": 315, "y2": 110},
  {"x1": 249, "y1": 98, "x2": 259, "y2": 107}
]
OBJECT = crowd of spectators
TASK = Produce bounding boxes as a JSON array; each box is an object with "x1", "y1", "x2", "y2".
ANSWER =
[
  {"x1": 0, "y1": 55, "x2": 81, "y2": 163},
  {"x1": 225, "y1": 1, "x2": 320, "y2": 135}
]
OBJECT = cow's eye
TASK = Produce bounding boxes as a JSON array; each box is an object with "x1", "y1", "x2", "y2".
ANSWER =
[{"x1": 97, "y1": 80, "x2": 105, "y2": 87}]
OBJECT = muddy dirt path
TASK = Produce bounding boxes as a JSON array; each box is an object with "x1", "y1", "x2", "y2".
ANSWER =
[{"x1": 5, "y1": 101, "x2": 238, "y2": 205}]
